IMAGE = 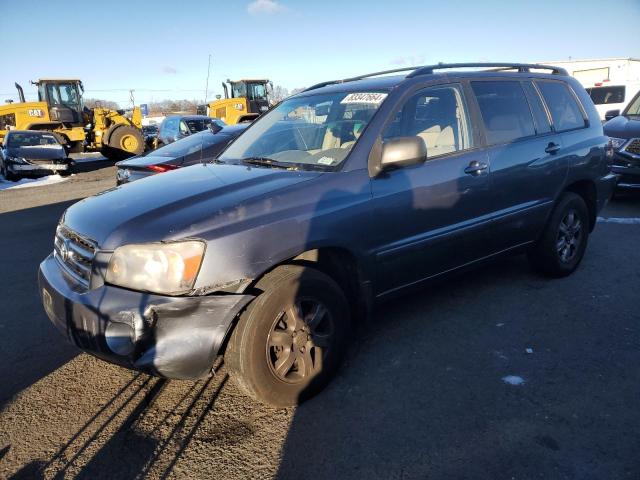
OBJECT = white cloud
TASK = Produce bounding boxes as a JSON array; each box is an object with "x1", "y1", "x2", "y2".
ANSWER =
[
  {"x1": 161, "y1": 65, "x2": 178, "y2": 74},
  {"x1": 247, "y1": 0, "x2": 287, "y2": 15}
]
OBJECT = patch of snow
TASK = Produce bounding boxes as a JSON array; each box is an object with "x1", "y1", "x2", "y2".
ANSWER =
[
  {"x1": 502, "y1": 375, "x2": 525, "y2": 386},
  {"x1": 0, "y1": 174, "x2": 70, "y2": 191},
  {"x1": 597, "y1": 217, "x2": 640, "y2": 225}
]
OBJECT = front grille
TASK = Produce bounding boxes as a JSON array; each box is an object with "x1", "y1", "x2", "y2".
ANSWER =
[
  {"x1": 54, "y1": 225, "x2": 97, "y2": 288},
  {"x1": 624, "y1": 139, "x2": 640, "y2": 157}
]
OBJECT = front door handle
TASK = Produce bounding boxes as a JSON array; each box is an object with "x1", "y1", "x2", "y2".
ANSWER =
[
  {"x1": 545, "y1": 142, "x2": 561, "y2": 154},
  {"x1": 464, "y1": 160, "x2": 488, "y2": 176}
]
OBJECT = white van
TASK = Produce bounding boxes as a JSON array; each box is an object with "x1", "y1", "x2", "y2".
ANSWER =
[{"x1": 539, "y1": 58, "x2": 640, "y2": 121}]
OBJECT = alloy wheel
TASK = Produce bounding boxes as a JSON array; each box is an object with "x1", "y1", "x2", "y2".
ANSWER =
[
  {"x1": 556, "y1": 209, "x2": 582, "y2": 263},
  {"x1": 266, "y1": 298, "x2": 334, "y2": 384}
]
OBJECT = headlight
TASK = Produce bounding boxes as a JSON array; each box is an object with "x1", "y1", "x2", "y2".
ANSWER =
[
  {"x1": 8, "y1": 156, "x2": 27, "y2": 164},
  {"x1": 106, "y1": 241, "x2": 205, "y2": 295},
  {"x1": 608, "y1": 137, "x2": 627, "y2": 150}
]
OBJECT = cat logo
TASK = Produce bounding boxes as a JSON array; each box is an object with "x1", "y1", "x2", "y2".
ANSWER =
[{"x1": 27, "y1": 109, "x2": 44, "y2": 117}]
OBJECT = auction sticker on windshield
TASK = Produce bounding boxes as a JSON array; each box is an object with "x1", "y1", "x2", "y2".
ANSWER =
[{"x1": 341, "y1": 93, "x2": 387, "y2": 105}]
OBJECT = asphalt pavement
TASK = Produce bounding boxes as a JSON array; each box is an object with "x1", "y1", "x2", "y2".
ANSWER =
[{"x1": 0, "y1": 162, "x2": 639, "y2": 479}]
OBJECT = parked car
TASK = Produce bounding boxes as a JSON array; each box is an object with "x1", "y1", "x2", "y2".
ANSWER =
[
  {"x1": 155, "y1": 115, "x2": 226, "y2": 148},
  {"x1": 604, "y1": 89, "x2": 640, "y2": 191},
  {"x1": 1, "y1": 130, "x2": 73, "y2": 181},
  {"x1": 116, "y1": 124, "x2": 247, "y2": 184},
  {"x1": 39, "y1": 63, "x2": 615, "y2": 407},
  {"x1": 141, "y1": 124, "x2": 159, "y2": 150}
]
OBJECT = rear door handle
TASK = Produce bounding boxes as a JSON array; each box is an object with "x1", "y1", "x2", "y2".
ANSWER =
[
  {"x1": 464, "y1": 160, "x2": 488, "y2": 175},
  {"x1": 545, "y1": 142, "x2": 561, "y2": 154}
]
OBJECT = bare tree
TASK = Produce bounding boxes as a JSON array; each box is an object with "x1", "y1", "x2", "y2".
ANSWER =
[
  {"x1": 84, "y1": 98, "x2": 120, "y2": 110},
  {"x1": 270, "y1": 85, "x2": 290, "y2": 103}
]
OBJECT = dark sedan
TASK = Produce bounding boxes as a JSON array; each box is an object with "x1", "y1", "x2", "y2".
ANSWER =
[
  {"x1": 604, "y1": 90, "x2": 640, "y2": 190},
  {"x1": 116, "y1": 124, "x2": 247, "y2": 184},
  {"x1": 0, "y1": 130, "x2": 72, "y2": 181}
]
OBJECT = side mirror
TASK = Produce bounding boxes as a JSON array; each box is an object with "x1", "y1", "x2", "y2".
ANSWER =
[
  {"x1": 378, "y1": 136, "x2": 427, "y2": 173},
  {"x1": 605, "y1": 109, "x2": 620, "y2": 121}
]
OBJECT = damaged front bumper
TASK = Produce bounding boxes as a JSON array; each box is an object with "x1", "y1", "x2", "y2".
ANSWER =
[{"x1": 38, "y1": 253, "x2": 253, "y2": 379}]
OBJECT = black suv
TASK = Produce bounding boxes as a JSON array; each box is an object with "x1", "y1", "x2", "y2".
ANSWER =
[
  {"x1": 39, "y1": 63, "x2": 615, "y2": 407},
  {"x1": 603, "y1": 89, "x2": 640, "y2": 190}
]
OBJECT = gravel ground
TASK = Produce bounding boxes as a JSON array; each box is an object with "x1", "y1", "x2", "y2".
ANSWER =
[{"x1": 0, "y1": 162, "x2": 639, "y2": 479}]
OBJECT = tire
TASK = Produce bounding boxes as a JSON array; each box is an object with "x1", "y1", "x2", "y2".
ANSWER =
[
  {"x1": 1, "y1": 161, "x2": 18, "y2": 182},
  {"x1": 528, "y1": 192, "x2": 590, "y2": 277},
  {"x1": 106, "y1": 125, "x2": 144, "y2": 159},
  {"x1": 226, "y1": 264, "x2": 351, "y2": 407}
]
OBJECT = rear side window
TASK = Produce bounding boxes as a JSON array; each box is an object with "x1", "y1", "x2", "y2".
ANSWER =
[
  {"x1": 471, "y1": 81, "x2": 535, "y2": 145},
  {"x1": 522, "y1": 82, "x2": 552, "y2": 134},
  {"x1": 585, "y1": 86, "x2": 625, "y2": 105},
  {"x1": 536, "y1": 81, "x2": 586, "y2": 132}
]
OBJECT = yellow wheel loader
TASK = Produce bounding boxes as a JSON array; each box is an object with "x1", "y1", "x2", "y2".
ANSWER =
[
  {"x1": 201, "y1": 79, "x2": 272, "y2": 124},
  {"x1": 0, "y1": 79, "x2": 144, "y2": 160}
]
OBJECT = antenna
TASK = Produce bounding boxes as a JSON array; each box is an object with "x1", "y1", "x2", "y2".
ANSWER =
[{"x1": 204, "y1": 54, "x2": 212, "y2": 103}]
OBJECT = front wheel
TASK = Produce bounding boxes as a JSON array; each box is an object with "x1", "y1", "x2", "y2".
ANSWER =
[
  {"x1": 226, "y1": 265, "x2": 351, "y2": 407},
  {"x1": 1, "y1": 162, "x2": 18, "y2": 182},
  {"x1": 528, "y1": 192, "x2": 589, "y2": 277}
]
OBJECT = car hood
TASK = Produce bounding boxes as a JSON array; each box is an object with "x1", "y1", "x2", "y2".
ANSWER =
[
  {"x1": 7, "y1": 145, "x2": 66, "y2": 161},
  {"x1": 603, "y1": 115, "x2": 640, "y2": 139},
  {"x1": 63, "y1": 163, "x2": 324, "y2": 249},
  {"x1": 116, "y1": 154, "x2": 184, "y2": 168}
]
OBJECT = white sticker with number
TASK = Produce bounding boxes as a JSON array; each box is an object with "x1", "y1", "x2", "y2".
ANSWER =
[{"x1": 340, "y1": 93, "x2": 387, "y2": 105}]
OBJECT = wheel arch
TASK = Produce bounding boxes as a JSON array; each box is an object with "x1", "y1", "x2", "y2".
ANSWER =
[
  {"x1": 564, "y1": 179, "x2": 597, "y2": 232},
  {"x1": 217, "y1": 246, "x2": 372, "y2": 356}
]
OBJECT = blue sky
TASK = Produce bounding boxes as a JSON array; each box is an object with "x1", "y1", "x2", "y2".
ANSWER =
[{"x1": 1, "y1": 0, "x2": 639, "y2": 107}]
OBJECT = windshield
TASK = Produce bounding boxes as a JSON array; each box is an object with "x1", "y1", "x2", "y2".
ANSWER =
[
  {"x1": 153, "y1": 130, "x2": 227, "y2": 157},
  {"x1": 625, "y1": 91, "x2": 640, "y2": 116},
  {"x1": 231, "y1": 82, "x2": 247, "y2": 98},
  {"x1": 219, "y1": 91, "x2": 387, "y2": 168},
  {"x1": 7, "y1": 132, "x2": 60, "y2": 148},
  {"x1": 183, "y1": 118, "x2": 213, "y2": 133},
  {"x1": 43, "y1": 82, "x2": 82, "y2": 108}
]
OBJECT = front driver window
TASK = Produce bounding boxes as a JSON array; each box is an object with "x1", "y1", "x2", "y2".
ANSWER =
[{"x1": 383, "y1": 84, "x2": 473, "y2": 159}]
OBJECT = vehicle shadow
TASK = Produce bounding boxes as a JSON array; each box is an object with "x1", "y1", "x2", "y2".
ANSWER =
[
  {"x1": 0, "y1": 201, "x2": 79, "y2": 408},
  {"x1": 9, "y1": 362, "x2": 228, "y2": 480},
  {"x1": 70, "y1": 156, "x2": 118, "y2": 175}
]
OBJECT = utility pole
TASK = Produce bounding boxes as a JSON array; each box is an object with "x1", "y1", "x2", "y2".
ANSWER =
[{"x1": 204, "y1": 54, "x2": 212, "y2": 103}]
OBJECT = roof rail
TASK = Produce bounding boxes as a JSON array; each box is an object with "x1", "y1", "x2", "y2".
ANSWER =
[
  {"x1": 407, "y1": 62, "x2": 568, "y2": 77},
  {"x1": 303, "y1": 66, "x2": 419, "y2": 92},
  {"x1": 301, "y1": 62, "x2": 568, "y2": 94}
]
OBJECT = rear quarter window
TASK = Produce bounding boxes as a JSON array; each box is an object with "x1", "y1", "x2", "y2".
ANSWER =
[
  {"x1": 536, "y1": 81, "x2": 587, "y2": 132},
  {"x1": 471, "y1": 81, "x2": 536, "y2": 145}
]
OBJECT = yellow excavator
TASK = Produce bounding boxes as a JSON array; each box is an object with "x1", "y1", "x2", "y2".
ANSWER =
[
  {"x1": 0, "y1": 79, "x2": 144, "y2": 159},
  {"x1": 198, "y1": 79, "x2": 272, "y2": 124}
]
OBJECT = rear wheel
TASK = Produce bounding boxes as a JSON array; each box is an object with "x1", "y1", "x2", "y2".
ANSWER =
[
  {"x1": 226, "y1": 265, "x2": 351, "y2": 407},
  {"x1": 528, "y1": 192, "x2": 589, "y2": 277}
]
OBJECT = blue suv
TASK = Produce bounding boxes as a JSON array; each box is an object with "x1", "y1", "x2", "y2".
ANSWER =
[{"x1": 39, "y1": 63, "x2": 616, "y2": 407}]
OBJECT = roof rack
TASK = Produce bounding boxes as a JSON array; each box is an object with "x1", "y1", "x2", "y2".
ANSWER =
[
  {"x1": 303, "y1": 66, "x2": 420, "y2": 92},
  {"x1": 406, "y1": 62, "x2": 568, "y2": 77},
  {"x1": 302, "y1": 62, "x2": 568, "y2": 93}
]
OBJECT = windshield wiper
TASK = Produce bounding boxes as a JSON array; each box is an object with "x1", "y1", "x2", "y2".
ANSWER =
[{"x1": 240, "y1": 157, "x2": 297, "y2": 170}]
